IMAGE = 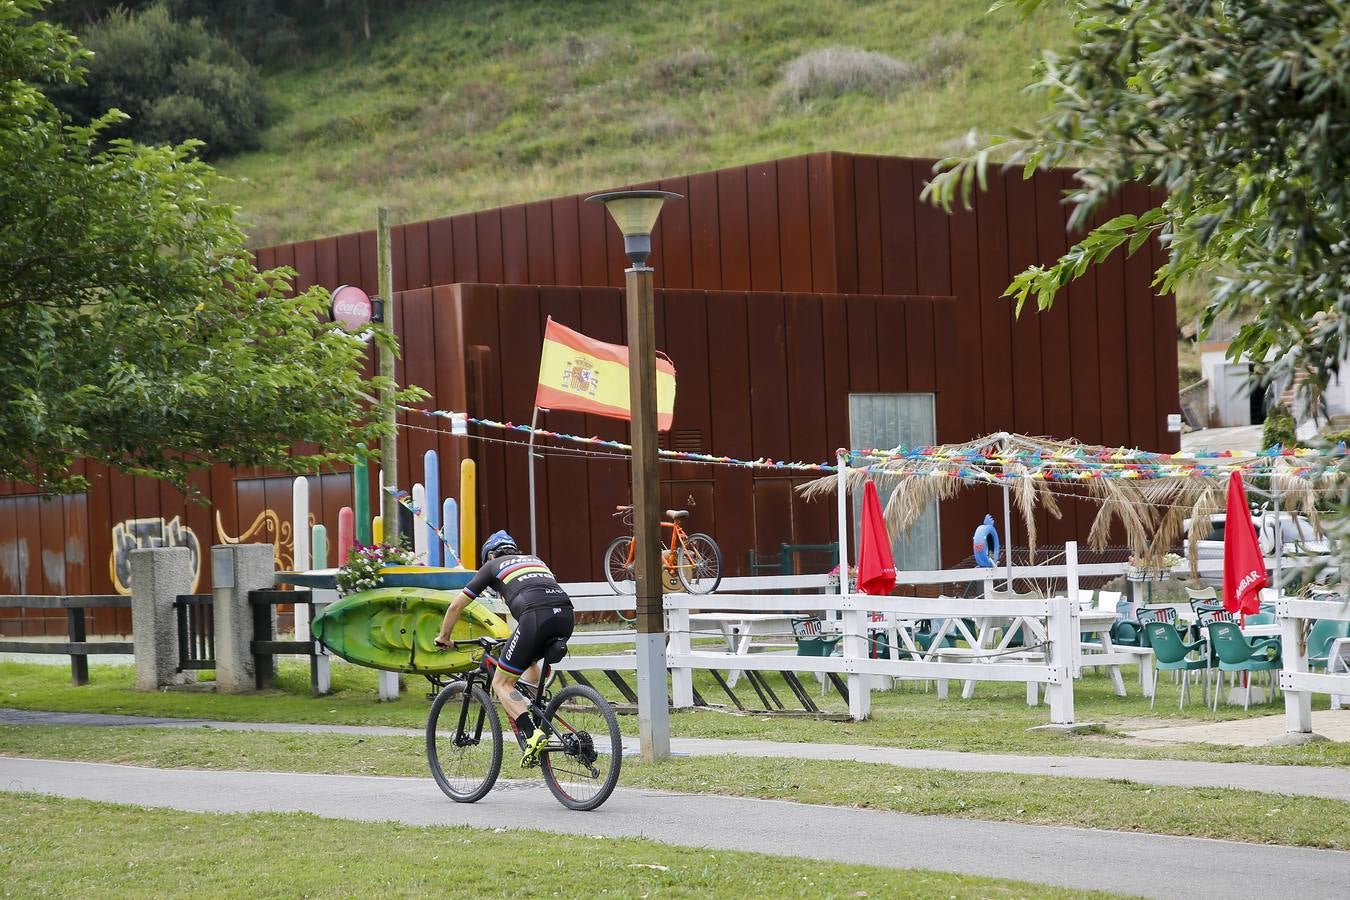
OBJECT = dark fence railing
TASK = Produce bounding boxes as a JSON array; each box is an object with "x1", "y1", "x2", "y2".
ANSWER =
[
  {"x1": 0, "y1": 594, "x2": 132, "y2": 685},
  {"x1": 174, "y1": 594, "x2": 215, "y2": 672},
  {"x1": 249, "y1": 589, "x2": 318, "y2": 692}
]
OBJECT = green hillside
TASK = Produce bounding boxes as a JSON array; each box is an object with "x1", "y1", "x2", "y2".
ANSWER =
[{"x1": 217, "y1": 0, "x2": 1070, "y2": 245}]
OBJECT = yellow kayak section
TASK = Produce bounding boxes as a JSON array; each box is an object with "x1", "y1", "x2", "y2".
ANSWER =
[{"x1": 310, "y1": 586, "x2": 510, "y2": 675}]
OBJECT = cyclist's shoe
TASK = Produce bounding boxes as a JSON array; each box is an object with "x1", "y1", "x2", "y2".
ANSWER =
[{"x1": 520, "y1": 729, "x2": 548, "y2": 767}]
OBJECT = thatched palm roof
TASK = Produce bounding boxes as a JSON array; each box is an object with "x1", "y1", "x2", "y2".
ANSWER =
[{"x1": 799, "y1": 432, "x2": 1336, "y2": 569}]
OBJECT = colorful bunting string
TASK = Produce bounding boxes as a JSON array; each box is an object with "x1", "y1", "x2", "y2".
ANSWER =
[{"x1": 401, "y1": 406, "x2": 1345, "y2": 482}]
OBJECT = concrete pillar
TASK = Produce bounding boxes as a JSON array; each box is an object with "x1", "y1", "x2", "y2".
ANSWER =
[
  {"x1": 129, "y1": 547, "x2": 196, "y2": 691},
  {"x1": 211, "y1": 544, "x2": 276, "y2": 693}
]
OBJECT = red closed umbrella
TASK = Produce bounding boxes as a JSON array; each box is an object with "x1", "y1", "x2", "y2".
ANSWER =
[
  {"x1": 857, "y1": 479, "x2": 897, "y2": 596},
  {"x1": 1222, "y1": 471, "x2": 1267, "y2": 619}
]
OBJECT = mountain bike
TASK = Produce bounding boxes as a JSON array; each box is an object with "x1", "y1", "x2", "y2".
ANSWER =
[
  {"x1": 425, "y1": 637, "x2": 622, "y2": 811},
  {"x1": 603, "y1": 505, "x2": 723, "y2": 602}
]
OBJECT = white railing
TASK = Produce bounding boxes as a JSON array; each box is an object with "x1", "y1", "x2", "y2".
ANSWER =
[
  {"x1": 662, "y1": 589, "x2": 1078, "y2": 724},
  {"x1": 548, "y1": 548, "x2": 1104, "y2": 724},
  {"x1": 1278, "y1": 595, "x2": 1350, "y2": 733}
]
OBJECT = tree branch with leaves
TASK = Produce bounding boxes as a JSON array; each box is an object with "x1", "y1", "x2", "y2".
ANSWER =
[
  {"x1": 925, "y1": 0, "x2": 1348, "y2": 399},
  {"x1": 1, "y1": 0, "x2": 422, "y2": 495}
]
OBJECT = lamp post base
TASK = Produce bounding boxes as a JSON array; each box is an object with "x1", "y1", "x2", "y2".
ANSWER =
[{"x1": 634, "y1": 632, "x2": 671, "y2": 761}]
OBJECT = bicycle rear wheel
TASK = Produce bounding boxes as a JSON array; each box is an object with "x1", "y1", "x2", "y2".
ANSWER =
[
  {"x1": 677, "y1": 532, "x2": 723, "y2": 594},
  {"x1": 540, "y1": 684, "x2": 622, "y2": 811},
  {"x1": 426, "y1": 680, "x2": 503, "y2": 803},
  {"x1": 603, "y1": 536, "x2": 637, "y2": 622}
]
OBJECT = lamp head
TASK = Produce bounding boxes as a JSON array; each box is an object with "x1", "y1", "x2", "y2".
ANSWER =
[{"x1": 585, "y1": 189, "x2": 683, "y2": 267}]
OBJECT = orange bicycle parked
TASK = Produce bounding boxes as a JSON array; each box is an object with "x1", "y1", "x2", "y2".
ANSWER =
[{"x1": 603, "y1": 504, "x2": 723, "y2": 599}]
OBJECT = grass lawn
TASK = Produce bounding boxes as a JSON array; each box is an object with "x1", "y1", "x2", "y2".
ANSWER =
[
  {"x1": 5, "y1": 659, "x2": 1349, "y2": 768},
  {"x1": 218, "y1": 0, "x2": 1070, "y2": 244},
  {"x1": 3, "y1": 725, "x2": 1347, "y2": 850},
  {"x1": 0, "y1": 793, "x2": 1110, "y2": 899}
]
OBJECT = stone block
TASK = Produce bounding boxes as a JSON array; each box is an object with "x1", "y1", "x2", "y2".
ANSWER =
[
  {"x1": 211, "y1": 544, "x2": 277, "y2": 693},
  {"x1": 129, "y1": 547, "x2": 195, "y2": 691}
]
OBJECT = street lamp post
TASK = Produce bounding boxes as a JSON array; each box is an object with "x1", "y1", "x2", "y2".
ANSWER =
[{"x1": 585, "y1": 189, "x2": 682, "y2": 762}]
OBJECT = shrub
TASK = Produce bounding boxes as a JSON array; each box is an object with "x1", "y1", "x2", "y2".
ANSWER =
[
  {"x1": 1317, "y1": 429, "x2": 1350, "y2": 447},
  {"x1": 54, "y1": 3, "x2": 266, "y2": 159},
  {"x1": 651, "y1": 47, "x2": 734, "y2": 92},
  {"x1": 773, "y1": 46, "x2": 917, "y2": 105},
  {"x1": 1262, "y1": 403, "x2": 1298, "y2": 451}
]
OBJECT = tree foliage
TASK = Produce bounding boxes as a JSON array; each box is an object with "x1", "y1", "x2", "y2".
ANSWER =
[
  {"x1": 1, "y1": 0, "x2": 414, "y2": 495},
  {"x1": 51, "y1": 3, "x2": 266, "y2": 158},
  {"x1": 926, "y1": 0, "x2": 1349, "y2": 398},
  {"x1": 44, "y1": 0, "x2": 421, "y2": 60}
]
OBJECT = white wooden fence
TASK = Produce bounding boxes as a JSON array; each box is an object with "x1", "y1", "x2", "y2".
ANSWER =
[
  {"x1": 549, "y1": 550, "x2": 1097, "y2": 724},
  {"x1": 663, "y1": 591, "x2": 1078, "y2": 723},
  {"x1": 1279, "y1": 595, "x2": 1350, "y2": 733}
]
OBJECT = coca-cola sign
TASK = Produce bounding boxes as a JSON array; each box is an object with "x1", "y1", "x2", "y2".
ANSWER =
[{"x1": 330, "y1": 284, "x2": 372, "y2": 332}]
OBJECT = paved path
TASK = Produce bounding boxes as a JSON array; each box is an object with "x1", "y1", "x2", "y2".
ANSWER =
[
  {"x1": 1127, "y1": 710, "x2": 1350, "y2": 747},
  {"x1": 3, "y1": 757, "x2": 1348, "y2": 899},
  {"x1": 5, "y1": 708, "x2": 1348, "y2": 802}
]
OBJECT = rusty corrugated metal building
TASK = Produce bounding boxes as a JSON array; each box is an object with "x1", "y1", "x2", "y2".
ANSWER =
[{"x1": 0, "y1": 151, "x2": 1178, "y2": 635}]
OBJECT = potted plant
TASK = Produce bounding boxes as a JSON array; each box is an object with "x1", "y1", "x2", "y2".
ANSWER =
[
  {"x1": 336, "y1": 543, "x2": 416, "y2": 597},
  {"x1": 1124, "y1": 552, "x2": 1181, "y2": 582}
]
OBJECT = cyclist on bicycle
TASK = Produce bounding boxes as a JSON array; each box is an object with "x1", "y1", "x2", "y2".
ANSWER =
[{"x1": 433, "y1": 530, "x2": 574, "y2": 766}]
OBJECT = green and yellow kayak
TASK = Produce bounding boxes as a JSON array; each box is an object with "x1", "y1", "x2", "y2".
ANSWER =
[{"x1": 310, "y1": 586, "x2": 509, "y2": 675}]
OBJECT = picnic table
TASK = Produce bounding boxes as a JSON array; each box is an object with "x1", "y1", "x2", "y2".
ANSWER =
[{"x1": 688, "y1": 612, "x2": 799, "y2": 687}]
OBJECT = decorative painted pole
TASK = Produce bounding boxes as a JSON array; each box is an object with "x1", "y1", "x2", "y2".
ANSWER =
[
  {"x1": 292, "y1": 476, "x2": 312, "y2": 642},
  {"x1": 353, "y1": 451, "x2": 371, "y2": 546},
  {"x1": 412, "y1": 483, "x2": 428, "y2": 562},
  {"x1": 424, "y1": 449, "x2": 441, "y2": 566},
  {"x1": 338, "y1": 507, "x2": 355, "y2": 566},
  {"x1": 460, "y1": 459, "x2": 477, "y2": 568},
  {"x1": 442, "y1": 498, "x2": 459, "y2": 566},
  {"x1": 292, "y1": 477, "x2": 310, "y2": 573},
  {"x1": 372, "y1": 516, "x2": 383, "y2": 546},
  {"x1": 311, "y1": 524, "x2": 329, "y2": 569}
]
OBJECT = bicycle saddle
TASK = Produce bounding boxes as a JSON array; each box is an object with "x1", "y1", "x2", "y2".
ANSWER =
[
  {"x1": 542, "y1": 637, "x2": 569, "y2": 666},
  {"x1": 665, "y1": 509, "x2": 688, "y2": 519}
]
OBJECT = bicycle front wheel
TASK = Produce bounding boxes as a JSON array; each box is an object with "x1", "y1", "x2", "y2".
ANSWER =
[
  {"x1": 426, "y1": 680, "x2": 503, "y2": 803},
  {"x1": 540, "y1": 684, "x2": 623, "y2": 811},
  {"x1": 677, "y1": 532, "x2": 723, "y2": 594}
]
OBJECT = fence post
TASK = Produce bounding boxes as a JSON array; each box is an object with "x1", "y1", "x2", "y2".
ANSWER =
[
  {"x1": 836, "y1": 451, "x2": 869, "y2": 720},
  {"x1": 66, "y1": 607, "x2": 89, "y2": 686},
  {"x1": 668, "y1": 603, "x2": 693, "y2": 708},
  {"x1": 1278, "y1": 599, "x2": 1312, "y2": 734},
  {"x1": 1045, "y1": 594, "x2": 1076, "y2": 724},
  {"x1": 1065, "y1": 541, "x2": 1083, "y2": 678},
  {"x1": 211, "y1": 544, "x2": 277, "y2": 693},
  {"x1": 129, "y1": 547, "x2": 195, "y2": 691}
]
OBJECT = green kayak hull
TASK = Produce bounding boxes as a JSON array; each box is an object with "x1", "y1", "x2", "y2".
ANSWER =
[{"x1": 310, "y1": 586, "x2": 509, "y2": 675}]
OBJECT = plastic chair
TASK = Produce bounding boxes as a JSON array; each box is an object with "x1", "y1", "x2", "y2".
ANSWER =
[
  {"x1": 1308, "y1": 620, "x2": 1350, "y2": 670},
  {"x1": 792, "y1": 616, "x2": 841, "y2": 657},
  {"x1": 1134, "y1": 607, "x2": 1183, "y2": 648},
  {"x1": 1110, "y1": 620, "x2": 1143, "y2": 647},
  {"x1": 1143, "y1": 621, "x2": 1210, "y2": 710},
  {"x1": 1207, "y1": 621, "x2": 1282, "y2": 710},
  {"x1": 1185, "y1": 585, "x2": 1218, "y2": 602}
]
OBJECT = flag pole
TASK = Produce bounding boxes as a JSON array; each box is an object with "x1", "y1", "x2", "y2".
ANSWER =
[{"x1": 527, "y1": 405, "x2": 540, "y2": 554}]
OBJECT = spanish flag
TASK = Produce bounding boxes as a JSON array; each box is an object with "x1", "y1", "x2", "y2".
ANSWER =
[{"x1": 535, "y1": 318, "x2": 676, "y2": 431}]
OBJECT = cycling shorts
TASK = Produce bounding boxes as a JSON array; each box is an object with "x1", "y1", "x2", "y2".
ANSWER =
[{"x1": 497, "y1": 605, "x2": 574, "y2": 675}]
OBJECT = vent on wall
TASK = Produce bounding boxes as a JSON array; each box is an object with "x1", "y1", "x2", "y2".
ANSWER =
[{"x1": 659, "y1": 430, "x2": 704, "y2": 453}]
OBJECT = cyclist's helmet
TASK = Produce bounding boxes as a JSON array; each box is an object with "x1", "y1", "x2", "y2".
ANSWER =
[{"x1": 481, "y1": 530, "x2": 519, "y2": 561}]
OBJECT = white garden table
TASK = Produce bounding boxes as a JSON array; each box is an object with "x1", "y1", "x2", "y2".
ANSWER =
[{"x1": 688, "y1": 612, "x2": 799, "y2": 687}]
